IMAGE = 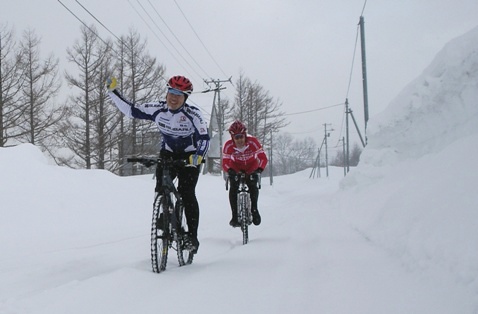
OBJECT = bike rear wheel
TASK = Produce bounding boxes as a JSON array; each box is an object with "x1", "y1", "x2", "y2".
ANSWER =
[{"x1": 151, "y1": 194, "x2": 170, "y2": 273}]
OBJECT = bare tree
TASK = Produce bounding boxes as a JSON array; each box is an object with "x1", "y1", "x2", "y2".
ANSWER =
[
  {"x1": 349, "y1": 143, "x2": 362, "y2": 166},
  {"x1": 17, "y1": 28, "x2": 63, "y2": 150},
  {"x1": 62, "y1": 24, "x2": 117, "y2": 169},
  {"x1": 273, "y1": 133, "x2": 316, "y2": 175},
  {"x1": 229, "y1": 72, "x2": 288, "y2": 145},
  {"x1": 113, "y1": 28, "x2": 166, "y2": 174},
  {"x1": 89, "y1": 36, "x2": 123, "y2": 171},
  {"x1": 290, "y1": 137, "x2": 316, "y2": 171},
  {"x1": 273, "y1": 132, "x2": 295, "y2": 174},
  {"x1": 0, "y1": 23, "x2": 25, "y2": 146},
  {"x1": 331, "y1": 142, "x2": 362, "y2": 167},
  {"x1": 331, "y1": 149, "x2": 345, "y2": 167},
  {"x1": 231, "y1": 71, "x2": 251, "y2": 123}
]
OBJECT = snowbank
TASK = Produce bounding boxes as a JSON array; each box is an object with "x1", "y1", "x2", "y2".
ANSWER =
[{"x1": 341, "y1": 25, "x2": 478, "y2": 293}]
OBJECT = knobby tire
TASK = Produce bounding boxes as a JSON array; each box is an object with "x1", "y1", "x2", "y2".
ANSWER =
[
  {"x1": 151, "y1": 194, "x2": 170, "y2": 273},
  {"x1": 176, "y1": 201, "x2": 194, "y2": 266},
  {"x1": 238, "y1": 192, "x2": 251, "y2": 245}
]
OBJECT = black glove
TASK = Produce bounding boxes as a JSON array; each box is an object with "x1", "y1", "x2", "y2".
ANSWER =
[
  {"x1": 227, "y1": 168, "x2": 236, "y2": 176},
  {"x1": 255, "y1": 168, "x2": 263, "y2": 174}
]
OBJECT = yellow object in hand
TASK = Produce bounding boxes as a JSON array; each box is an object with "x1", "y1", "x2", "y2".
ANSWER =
[
  {"x1": 188, "y1": 154, "x2": 203, "y2": 166},
  {"x1": 106, "y1": 77, "x2": 117, "y2": 91}
]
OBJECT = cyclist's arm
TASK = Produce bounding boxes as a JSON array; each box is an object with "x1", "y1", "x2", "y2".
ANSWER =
[
  {"x1": 250, "y1": 137, "x2": 268, "y2": 170},
  {"x1": 222, "y1": 139, "x2": 235, "y2": 173},
  {"x1": 107, "y1": 90, "x2": 160, "y2": 121}
]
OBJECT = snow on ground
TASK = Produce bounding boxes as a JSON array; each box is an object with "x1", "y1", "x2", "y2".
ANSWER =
[{"x1": 1, "y1": 25, "x2": 478, "y2": 314}]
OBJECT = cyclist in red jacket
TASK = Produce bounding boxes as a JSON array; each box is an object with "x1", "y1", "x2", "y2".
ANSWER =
[{"x1": 222, "y1": 120, "x2": 268, "y2": 227}]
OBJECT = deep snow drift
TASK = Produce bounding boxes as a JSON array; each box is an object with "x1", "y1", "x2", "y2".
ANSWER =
[{"x1": 340, "y1": 24, "x2": 478, "y2": 293}]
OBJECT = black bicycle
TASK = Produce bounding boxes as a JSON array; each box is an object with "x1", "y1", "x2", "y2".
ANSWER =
[
  {"x1": 127, "y1": 157, "x2": 195, "y2": 273},
  {"x1": 227, "y1": 171, "x2": 261, "y2": 245}
]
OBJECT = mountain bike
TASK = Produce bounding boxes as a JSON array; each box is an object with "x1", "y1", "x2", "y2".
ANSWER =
[
  {"x1": 227, "y1": 171, "x2": 261, "y2": 245},
  {"x1": 127, "y1": 157, "x2": 195, "y2": 273}
]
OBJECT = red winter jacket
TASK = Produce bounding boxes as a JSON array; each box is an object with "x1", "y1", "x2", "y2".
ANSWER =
[{"x1": 222, "y1": 135, "x2": 268, "y2": 175}]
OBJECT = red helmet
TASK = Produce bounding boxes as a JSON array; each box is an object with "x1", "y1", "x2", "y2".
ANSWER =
[
  {"x1": 229, "y1": 120, "x2": 247, "y2": 136},
  {"x1": 167, "y1": 75, "x2": 193, "y2": 95}
]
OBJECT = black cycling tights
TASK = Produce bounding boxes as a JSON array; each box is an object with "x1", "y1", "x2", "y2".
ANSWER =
[
  {"x1": 228, "y1": 174, "x2": 259, "y2": 214},
  {"x1": 156, "y1": 165, "x2": 200, "y2": 237}
]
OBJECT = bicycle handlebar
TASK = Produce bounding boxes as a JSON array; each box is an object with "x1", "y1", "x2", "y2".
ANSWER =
[
  {"x1": 127, "y1": 157, "x2": 187, "y2": 168},
  {"x1": 225, "y1": 171, "x2": 261, "y2": 190}
]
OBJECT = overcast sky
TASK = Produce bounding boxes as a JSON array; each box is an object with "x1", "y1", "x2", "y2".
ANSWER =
[{"x1": 2, "y1": 0, "x2": 477, "y2": 147}]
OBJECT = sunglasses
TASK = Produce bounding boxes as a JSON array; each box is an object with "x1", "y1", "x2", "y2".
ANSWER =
[
  {"x1": 234, "y1": 134, "x2": 245, "y2": 139},
  {"x1": 168, "y1": 88, "x2": 185, "y2": 96}
]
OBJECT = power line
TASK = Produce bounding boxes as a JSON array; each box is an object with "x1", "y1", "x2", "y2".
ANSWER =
[
  {"x1": 172, "y1": 0, "x2": 229, "y2": 78},
  {"x1": 57, "y1": 0, "x2": 110, "y2": 47},
  {"x1": 282, "y1": 103, "x2": 344, "y2": 116},
  {"x1": 146, "y1": 0, "x2": 211, "y2": 79},
  {"x1": 129, "y1": 0, "x2": 205, "y2": 82},
  {"x1": 345, "y1": 25, "x2": 360, "y2": 99},
  {"x1": 74, "y1": 0, "x2": 121, "y2": 42},
  {"x1": 59, "y1": 0, "x2": 212, "y2": 120},
  {"x1": 361, "y1": 0, "x2": 368, "y2": 16}
]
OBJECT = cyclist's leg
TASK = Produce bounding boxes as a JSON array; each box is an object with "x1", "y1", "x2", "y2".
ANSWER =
[
  {"x1": 247, "y1": 176, "x2": 261, "y2": 225},
  {"x1": 228, "y1": 178, "x2": 240, "y2": 226},
  {"x1": 177, "y1": 166, "x2": 200, "y2": 251},
  {"x1": 246, "y1": 176, "x2": 259, "y2": 211},
  {"x1": 154, "y1": 167, "x2": 165, "y2": 228}
]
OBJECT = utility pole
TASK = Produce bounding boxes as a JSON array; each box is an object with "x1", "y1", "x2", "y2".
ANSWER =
[
  {"x1": 359, "y1": 15, "x2": 369, "y2": 143},
  {"x1": 204, "y1": 78, "x2": 231, "y2": 172},
  {"x1": 345, "y1": 98, "x2": 366, "y2": 175},
  {"x1": 323, "y1": 123, "x2": 333, "y2": 177},
  {"x1": 341, "y1": 137, "x2": 346, "y2": 177},
  {"x1": 345, "y1": 99, "x2": 350, "y2": 173},
  {"x1": 310, "y1": 138, "x2": 324, "y2": 179},
  {"x1": 269, "y1": 129, "x2": 273, "y2": 186}
]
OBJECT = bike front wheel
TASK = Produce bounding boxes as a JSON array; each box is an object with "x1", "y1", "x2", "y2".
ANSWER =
[
  {"x1": 238, "y1": 192, "x2": 251, "y2": 245},
  {"x1": 175, "y1": 201, "x2": 195, "y2": 266},
  {"x1": 151, "y1": 194, "x2": 171, "y2": 273}
]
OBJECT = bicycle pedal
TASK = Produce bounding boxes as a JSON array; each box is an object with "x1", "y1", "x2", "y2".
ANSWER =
[{"x1": 182, "y1": 240, "x2": 194, "y2": 250}]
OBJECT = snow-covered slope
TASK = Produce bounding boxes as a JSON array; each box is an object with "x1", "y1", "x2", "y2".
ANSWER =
[{"x1": 340, "y1": 25, "x2": 478, "y2": 298}]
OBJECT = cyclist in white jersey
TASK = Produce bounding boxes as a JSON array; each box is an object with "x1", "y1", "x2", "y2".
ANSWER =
[{"x1": 106, "y1": 75, "x2": 209, "y2": 253}]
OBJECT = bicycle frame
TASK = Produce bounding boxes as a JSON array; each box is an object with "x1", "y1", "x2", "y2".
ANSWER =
[
  {"x1": 127, "y1": 157, "x2": 194, "y2": 273},
  {"x1": 157, "y1": 160, "x2": 183, "y2": 235},
  {"x1": 237, "y1": 172, "x2": 252, "y2": 229},
  {"x1": 227, "y1": 171, "x2": 261, "y2": 245}
]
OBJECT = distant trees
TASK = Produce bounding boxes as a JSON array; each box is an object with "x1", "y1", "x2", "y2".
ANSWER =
[
  {"x1": 349, "y1": 143, "x2": 362, "y2": 166},
  {"x1": 18, "y1": 29, "x2": 63, "y2": 150},
  {"x1": 273, "y1": 133, "x2": 316, "y2": 175},
  {"x1": 0, "y1": 24, "x2": 24, "y2": 147},
  {"x1": 228, "y1": 71, "x2": 288, "y2": 146},
  {"x1": 59, "y1": 25, "x2": 166, "y2": 173},
  {"x1": 331, "y1": 142, "x2": 362, "y2": 167},
  {"x1": 1, "y1": 23, "x2": 169, "y2": 173},
  {"x1": 0, "y1": 24, "x2": 62, "y2": 153},
  {"x1": 114, "y1": 28, "x2": 166, "y2": 175},
  {"x1": 2, "y1": 22, "x2": 346, "y2": 177},
  {"x1": 218, "y1": 71, "x2": 322, "y2": 176},
  {"x1": 61, "y1": 25, "x2": 117, "y2": 169}
]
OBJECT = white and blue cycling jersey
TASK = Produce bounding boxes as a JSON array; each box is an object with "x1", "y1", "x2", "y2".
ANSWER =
[{"x1": 108, "y1": 90, "x2": 210, "y2": 158}]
